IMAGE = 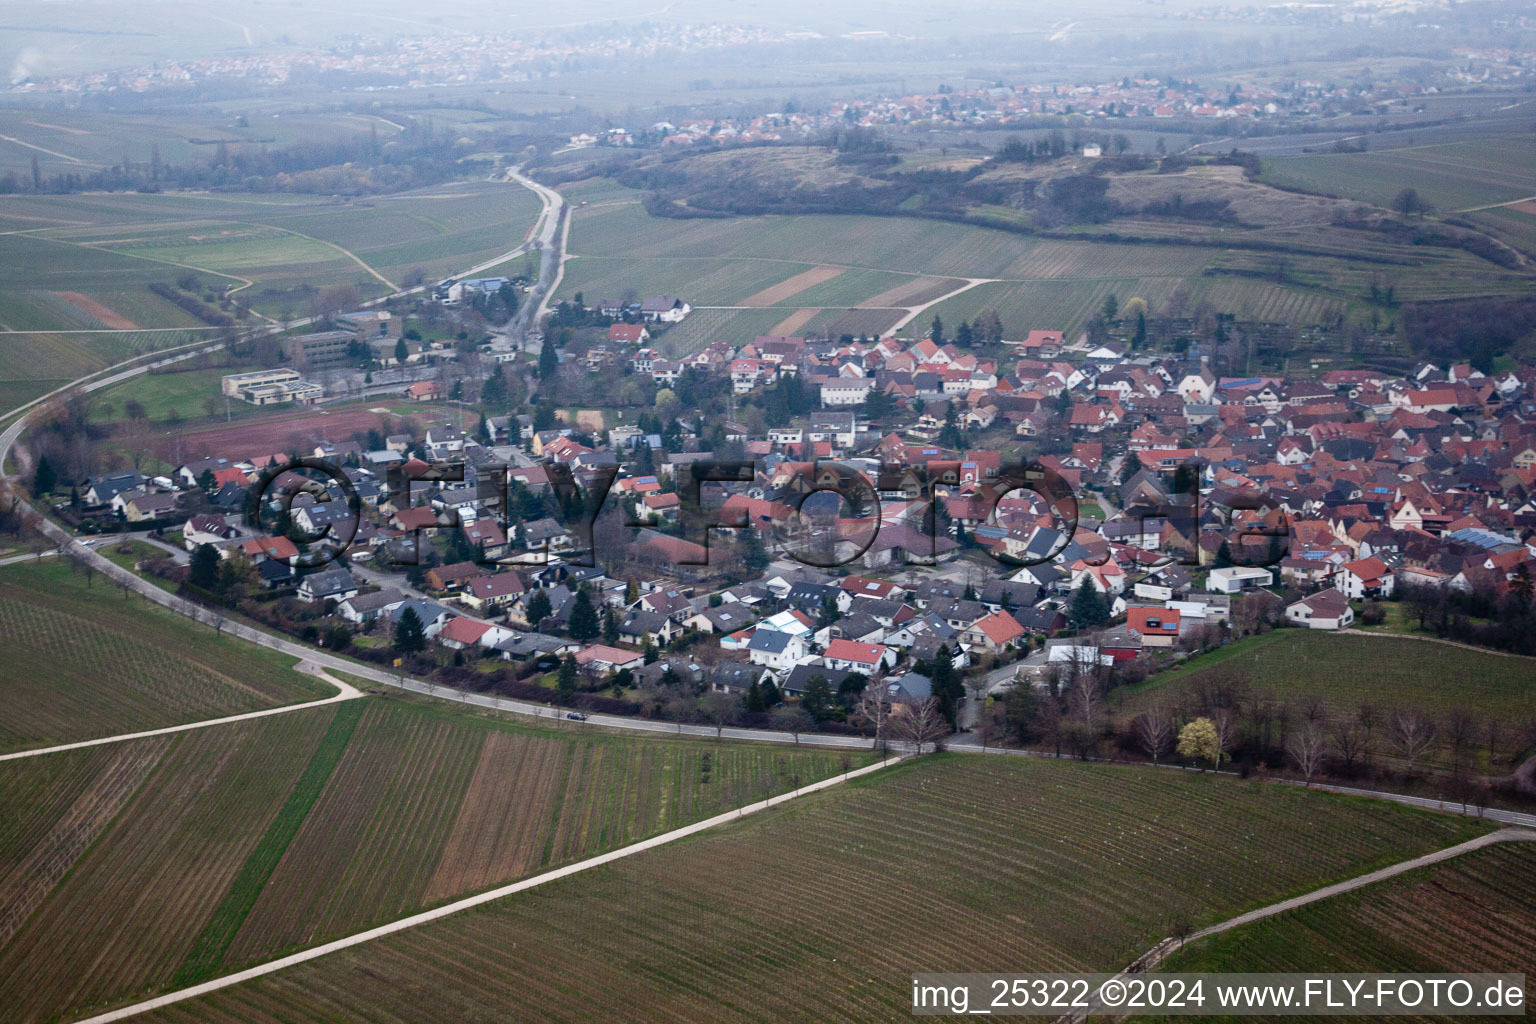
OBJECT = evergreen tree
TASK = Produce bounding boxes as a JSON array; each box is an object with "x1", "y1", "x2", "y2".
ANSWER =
[
  {"x1": 525, "y1": 589, "x2": 552, "y2": 626},
  {"x1": 929, "y1": 314, "x2": 944, "y2": 343},
  {"x1": 745, "y1": 680, "x2": 766, "y2": 713},
  {"x1": 1119, "y1": 451, "x2": 1143, "y2": 484},
  {"x1": 189, "y1": 543, "x2": 220, "y2": 590},
  {"x1": 1132, "y1": 311, "x2": 1147, "y2": 349},
  {"x1": 801, "y1": 674, "x2": 834, "y2": 723},
  {"x1": 602, "y1": 606, "x2": 619, "y2": 645},
  {"x1": 1214, "y1": 540, "x2": 1234, "y2": 569},
  {"x1": 930, "y1": 645, "x2": 963, "y2": 726},
  {"x1": 740, "y1": 528, "x2": 771, "y2": 574},
  {"x1": 1005, "y1": 683, "x2": 1039, "y2": 743},
  {"x1": 394, "y1": 606, "x2": 427, "y2": 654},
  {"x1": 32, "y1": 455, "x2": 56, "y2": 495},
  {"x1": 538, "y1": 340, "x2": 558, "y2": 379},
  {"x1": 394, "y1": 337, "x2": 409, "y2": 365},
  {"x1": 955, "y1": 320, "x2": 973, "y2": 348},
  {"x1": 557, "y1": 654, "x2": 579, "y2": 697},
  {"x1": 1068, "y1": 579, "x2": 1109, "y2": 628},
  {"x1": 758, "y1": 678, "x2": 781, "y2": 708},
  {"x1": 568, "y1": 589, "x2": 600, "y2": 641}
]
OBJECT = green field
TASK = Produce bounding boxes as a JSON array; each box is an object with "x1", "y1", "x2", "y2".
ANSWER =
[
  {"x1": 0, "y1": 694, "x2": 865, "y2": 1023},
  {"x1": 1262, "y1": 135, "x2": 1536, "y2": 213},
  {"x1": 123, "y1": 755, "x2": 1488, "y2": 1024},
  {"x1": 557, "y1": 196, "x2": 1520, "y2": 342},
  {"x1": 0, "y1": 108, "x2": 393, "y2": 179},
  {"x1": 0, "y1": 180, "x2": 542, "y2": 324},
  {"x1": 90, "y1": 366, "x2": 255, "y2": 426},
  {"x1": 1140, "y1": 841, "x2": 1536, "y2": 1022},
  {"x1": 0, "y1": 559, "x2": 328, "y2": 753},
  {"x1": 1110, "y1": 630, "x2": 1536, "y2": 738}
]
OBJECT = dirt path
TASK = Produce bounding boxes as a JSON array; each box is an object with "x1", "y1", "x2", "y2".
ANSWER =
[
  {"x1": 0, "y1": 664, "x2": 362, "y2": 764},
  {"x1": 1341, "y1": 628, "x2": 1536, "y2": 660},
  {"x1": 1056, "y1": 827, "x2": 1536, "y2": 1022},
  {"x1": 67, "y1": 754, "x2": 903, "y2": 1024},
  {"x1": 884, "y1": 277, "x2": 996, "y2": 337},
  {"x1": 267, "y1": 225, "x2": 398, "y2": 291}
]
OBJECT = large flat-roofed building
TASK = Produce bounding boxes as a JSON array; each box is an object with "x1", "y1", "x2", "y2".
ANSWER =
[
  {"x1": 221, "y1": 368, "x2": 325, "y2": 406},
  {"x1": 292, "y1": 329, "x2": 355, "y2": 368}
]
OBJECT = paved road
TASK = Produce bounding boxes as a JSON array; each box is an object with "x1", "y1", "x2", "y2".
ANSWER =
[
  {"x1": 0, "y1": 664, "x2": 363, "y2": 763},
  {"x1": 69, "y1": 753, "x2": 904, "y2": 1024}
]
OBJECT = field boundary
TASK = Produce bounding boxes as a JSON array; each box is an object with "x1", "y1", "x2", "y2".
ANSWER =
[
  {"x1": 1055, "y1": 827, "x2": 1536, "y2": 1023},
  {"x1": 171, "y1": 699, "x2": 367, "y2": 985},
  {"x1": 1340, "y1": 627, "x2": 1536, "y2": 660},
  {"x1": 0, "y1": 665, "x2": 361, "y2": 763},
  {"x1": 68, "y1": 753, "x2": 904, "y2": 1024}
]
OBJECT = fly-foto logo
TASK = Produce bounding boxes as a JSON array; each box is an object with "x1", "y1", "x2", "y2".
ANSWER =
[{"x1": 244, "y1": 454, "x2": 1290, "y2": 573}]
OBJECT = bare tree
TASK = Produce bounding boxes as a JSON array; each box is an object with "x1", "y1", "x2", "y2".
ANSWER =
[
  {"x1": 1209, "y1": 707, "x2": 1238, "y2": 768},
  {"x1": 664, "y1": 693, "x2": 695, "y2": 733},
  {"x1": 898, "y1": 697, "x2": 949, "y2": 755},
  {"x1": 1287, "y1": 718, "x2": 1328, "y2": 787},
  {"x1": 772, "y1": 705, "x2": 814, "y2": 745},
  {"x1": 1135, "y1": 706, "x2": 1175, "y2": 764},
  {"x1": 1391, "y1": 708, "x2": 1437, "y2": 772},
  {"x1": 856, "y1": 689, "x2": 891, "y2": 752},
  {"x1": 1329, "y1": 716, "x2": 1366, "y2": 776},
  {"x1": 1355, "y1": 703, "x2": 1379, "y2": 771},
  {"x1": 700, "y1": 691, "x2": 739, "y2": 738},
  {"x1": 1445, "y1": 708, "x2": 1478, "y2": 774}
]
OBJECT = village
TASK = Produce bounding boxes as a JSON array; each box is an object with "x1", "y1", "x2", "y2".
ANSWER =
[{"x1": 44, "y1": 292, "x2": 1536, "y2": 743}]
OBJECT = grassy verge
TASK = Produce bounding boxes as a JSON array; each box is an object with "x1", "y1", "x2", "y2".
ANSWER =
[{"x1": 172, "y1": 699, "x2": 366, "y2": 985}]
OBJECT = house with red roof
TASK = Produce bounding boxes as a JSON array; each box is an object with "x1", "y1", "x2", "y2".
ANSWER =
[
  {"x1": 1126, "y1": 606, "x2": 1181, "y2": 648},
  {"x1": 608, "y1": 323, "x2": 650, "y2": 344},
  {"x1": 961, "y1": 609, "x2": 1026, "y2": 652},
  {"x1": 1334, "y1": 556, "x2": 1394, "y2": 599},
  {"x1": 822, "y1": 638, "x2": 896, "y2": 675}
]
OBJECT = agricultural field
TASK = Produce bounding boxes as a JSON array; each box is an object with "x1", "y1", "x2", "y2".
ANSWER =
[
  {"x1": 1140, "y1": 841, "x2": 1536, "y2": 1021},
  {"x1": 0, "y1": 707, "x2": 339, "y2": 1024},
  {"x1": 1110, "y1": 630, "x2": 1536, "y2": 733},
  {"x1": 0, "y1": 694, "x2": 864, "y2": 1023},
  {"x1": 0, "y1": 559, "x2": 328, "y2": 753},
  {"x1": 0, "y1": 180, "x2": 543, "y2": 324},
  {"x1": 124, "y1": 756, "x2": 1488, "y2": 1024},
  {"x1": 1261, "y1": 135, "x2": 1536, "y2": 213},
  {"x1": 0, "y1": 328, "x2": 212, "y2": 416},
  {"x1": 560, "y1": 196, "x2": 1514, "y2": 341},
  {"x1": 0, "y1": 107, "x2": 392, "y2": 179}
]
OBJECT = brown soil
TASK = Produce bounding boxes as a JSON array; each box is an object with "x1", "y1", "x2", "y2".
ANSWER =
[{"x1": 740, "y1": 266, "x2": 844, "y2": 307}]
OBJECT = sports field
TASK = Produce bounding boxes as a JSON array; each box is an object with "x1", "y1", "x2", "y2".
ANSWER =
[
  {"x1": 0, "y1": 560, "x2": 327, "y2": 754},
  {"x1": 0, "y1": 696, "x2": 865, "y2": 1023},
  {"x1": 118, "y1": 756, "x2": 1487, "y2": 1024}
]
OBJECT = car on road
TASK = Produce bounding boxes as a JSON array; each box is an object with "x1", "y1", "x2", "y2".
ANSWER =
[{"x1": 566, "y1": 712, "x2": 588, "y2": 721}]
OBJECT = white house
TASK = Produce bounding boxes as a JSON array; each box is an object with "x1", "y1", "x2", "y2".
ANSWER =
[
  {"x1": 1333, "y1": 557, "x2": 1395, "y2": 600},
  {"x1": 747, "y1": 630, "x2": 809, "y2": 672},
  {"x1": 1286, "y1": 589, "x2": 1354, "y2": 630},
  {"x1": 1206, "y1": 566, "x2": 1273, "y2": 594}
]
